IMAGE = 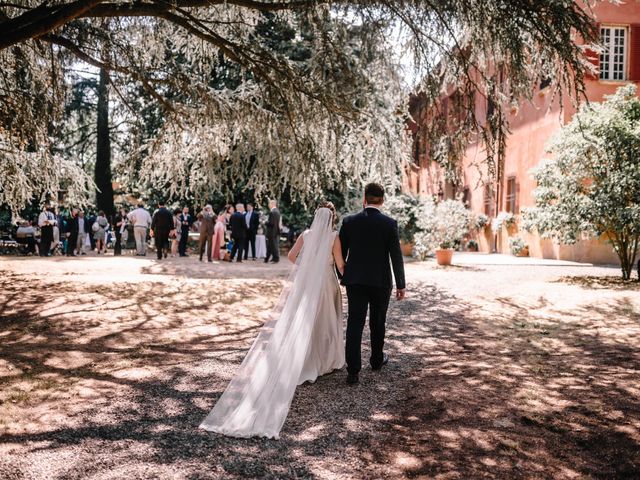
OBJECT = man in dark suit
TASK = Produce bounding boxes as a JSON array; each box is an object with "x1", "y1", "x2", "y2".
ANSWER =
[
  {"x1": 229, "y1": 203, "x2": 247, "y2": 263},
  {"x1": 243, "y1": 203, "x2": 260, "y2": 260},
  {"x1": 264, "y1": 199, "x2": 281, "y2": 263},
  {"x1": 178, "y1": 206, "x2": 192, "y2": 257},
  {"x1": 339, "y1": 182, "x2": 406, "y2": 385},
  {"x1": 151, "y1": 201, "x2": 174, "y2": 260},
  {"x1": 66, "y1": 209, "x2": 79, "y2": 256}
]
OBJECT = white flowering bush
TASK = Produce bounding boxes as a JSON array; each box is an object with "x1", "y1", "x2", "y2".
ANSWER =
[
  {"x1": 491, "y1": 211, "x2": 516, "y2": 233},
  {"x1": 474, "y1": 213, "x2": 490, "y2": 230},
  {"x1": 384, "y1": 194, "x2": 422, "y2": 243},
  {"x1": 522, "y1": 85, "x2": 640, "y2": 280},
  {"x1": 413, "y1": 199, "x2": 471, "y2": 259},
  {"x1": 508, "y1": 236, "x2": 528, "y2": 255}
]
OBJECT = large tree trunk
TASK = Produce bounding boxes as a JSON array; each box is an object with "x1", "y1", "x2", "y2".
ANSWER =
[{"x1": 95, "y1": 67, "x2": 115, "y2": 217}]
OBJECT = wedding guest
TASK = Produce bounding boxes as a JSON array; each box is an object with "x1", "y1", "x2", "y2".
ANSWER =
[
  {"x1": 76, "y1": 210, "x2": 89, "y2": 255},
  {"x1": 16, "y1": 221, "x2": 37, "y2": 255},
  {"x1": 86, "y1": 212, "x2": 97, "y2": 251},
  {"x1": 66, "y1": 209, "x2": 79, "y2": 256},
  {"x1": 150, "y1": 201, "x2": 173, "y2": 260},
  {"x1": 243, "y1": 203, "x2": 259, "y2": 261},
  {"x1": 52, "y1": 207, "x2": 62, "y2": 254},
  {"x1": 225, "y1": 204, "x2": 235, "y2": 220},
  {"x1": 229, "y1": 203, "x2": 247, "y2": 263},
  {"x1": 94, "y1": 210, "x2": 109, "y2": 254},
  {"x1": 38, "y1": 204, "x2": 57, "y2": 257},
  {"x1": 264, "y1": 199, "x2": 281, "y2": 263},
  {"x1": 192, "y1": 213, "x2": 203, "y2": 233},
  {"x1": 198, "y1": 205, "x2": 216, "y2": 262},
  {"x1": 178, "y1": 206, "x2": 192, "y2": 257},
  {"x1": 212, "y1": 210, "x2": 227, "y2": 260},
  {"x1": 114, "y1": 208, "x2": 128, "y2": 256},
  {"x1": 128, "y1": 202, "x2": 152, "y2": 256},
  {"x1": 171, "y1": 208, "x2": 181, "y2": 257}
]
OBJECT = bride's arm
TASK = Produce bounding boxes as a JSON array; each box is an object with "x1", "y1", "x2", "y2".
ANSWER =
[
  {"x1": 333, "y1": 236, "x2": 345, "y2": 275},
  {"x1": 287, "y1": 234, "x2": 304, "y2": 263}
]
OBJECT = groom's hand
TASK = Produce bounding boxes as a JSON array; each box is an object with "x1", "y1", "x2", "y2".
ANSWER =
[{"x1": 396, "y1": 288, "x2": 406, "y2": 300}]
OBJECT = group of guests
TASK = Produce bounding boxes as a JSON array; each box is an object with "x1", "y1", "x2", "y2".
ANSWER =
[
  {"x1": 196, "y1": 199, "x2": 281, "y2": 263},
  {"x1": 13, "y1": 199, "x2": 285, "y2": 262},
  {"x1": 14, "y1": 205, "x2": 111, "y2": 257}
]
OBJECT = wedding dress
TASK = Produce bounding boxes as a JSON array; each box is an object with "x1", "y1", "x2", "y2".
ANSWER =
[{"x1": 200, "y1": 207, "x2": 344, "y2": 439}]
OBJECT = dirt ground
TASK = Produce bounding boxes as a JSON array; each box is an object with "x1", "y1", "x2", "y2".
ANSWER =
[{"x1": 0, "y1": 253, "x2": 638, "y2": 479}]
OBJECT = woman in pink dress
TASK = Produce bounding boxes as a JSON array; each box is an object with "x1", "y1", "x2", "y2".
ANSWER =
[{"x1": 212, "y1": 211, "x2": 226, "y2": 260}]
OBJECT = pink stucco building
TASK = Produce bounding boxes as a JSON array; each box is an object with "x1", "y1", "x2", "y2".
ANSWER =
[{"x1": 407, "y1": 2, "x2": 640, "y2": 264}]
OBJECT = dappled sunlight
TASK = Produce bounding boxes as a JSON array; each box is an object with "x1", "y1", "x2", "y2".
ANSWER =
[{"x1": 0, "y1": 257, "x2": 639, "y2": 478}]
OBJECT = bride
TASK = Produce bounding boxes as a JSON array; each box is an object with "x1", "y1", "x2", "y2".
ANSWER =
[{"x1": 200, "y1": 202, "x2": 345, "y2": 439}]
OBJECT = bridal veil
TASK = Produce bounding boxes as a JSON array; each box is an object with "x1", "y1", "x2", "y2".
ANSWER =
[{"x1": 200, "y1": 207, "x2": 335, "y2": 439}]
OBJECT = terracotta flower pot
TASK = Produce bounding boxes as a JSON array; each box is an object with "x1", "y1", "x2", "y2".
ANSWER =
[
  {"x1": 516, "y1": 246, "x2": 529, "y2": 257},
  {"x1": 400, "y1": 241, "x2": 413, "y2": 256},
  {"x1": 435, "y1": 248, "x2": 454, "y2": 266}
]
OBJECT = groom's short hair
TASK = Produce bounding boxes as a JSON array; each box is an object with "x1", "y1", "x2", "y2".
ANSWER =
[{"x1": 364, "y1": 183, "x2": 384, "y2": 205}]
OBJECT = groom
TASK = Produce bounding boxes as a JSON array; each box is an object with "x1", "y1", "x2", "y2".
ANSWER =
[{"x1": 339, "y1": 182, "x2": 406, "y2": 385}]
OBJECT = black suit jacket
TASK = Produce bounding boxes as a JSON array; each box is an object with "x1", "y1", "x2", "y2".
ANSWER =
[
  {"x1": 266, "y1": 208, "x2": 280, "y2": 239},
  {"x1": 245, "y1": 210, "x2": 260, "y2": 234},
  {"x1": 151, "y1": 207, "x2": 173, "y2": 231},
  {"x1": 68, "y1": 216, "x2": 79, "y2": 236},
  {"x1": 339, "y1": 207, "x2": 406, "y2": 290},
  {"x1": 230, "y1": 212, "x2": 247, "y2": 238}
]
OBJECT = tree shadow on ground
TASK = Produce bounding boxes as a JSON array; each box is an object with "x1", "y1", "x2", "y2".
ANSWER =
[
  {"x1": 0, "y1": 270, "x2": 638, "y2": 479},
  {"x1": 554, "y1": 275, "x2": 640, "y2": 291}
]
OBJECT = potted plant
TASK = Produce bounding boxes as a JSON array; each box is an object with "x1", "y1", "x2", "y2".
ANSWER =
[
  {"x1": 466, "y1": 239, "x2": 479, "y2": 252},
  {"x1": 491, "y1": 211, "x2": 516, "y2": 234},
  {"x1": 474, "y1": 213, "x2": 489, "y2": 230},
  {"x1": 413, "y1": 199, "x2": 470, "y2": 265},
  {"x1": 385, "y1": 193, "x2": 421, "y2": 255},
  {"x1": 509, "y1": 236, "x2": 529, "y2": 257}
]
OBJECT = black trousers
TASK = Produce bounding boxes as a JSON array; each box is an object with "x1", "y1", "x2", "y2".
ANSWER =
[
  {"x1": 155, "y1": 229, "x2": 170, "y2": 259},
  {"x1": 40, "y1": 225, "x2": 53, "y2": 256},
  {"x1": 345, "y1": 284, "x2": 391, "y2": 375},
  {"x1": 265, "y1": 232, "x2": 279, "y2": 262},
  {"x1": 67, "y1": 233, "x2": 78, "y2": 255},
  {"x1": 244, "y1": 231, "x2": 256, "y2": 259},
  {"x1": 178, "y1": 229, "x2": 189, "y2": 256},
  {"x1": 230, "y1": 234, "x2": 245, "y2": 261}
]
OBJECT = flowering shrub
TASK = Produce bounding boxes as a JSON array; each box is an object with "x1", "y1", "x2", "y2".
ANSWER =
[
  {"x1": 491, "y1": 211, "x2": 516, "y2": 233},
  {"x1": 384, "y1": 194, "x2": 422, "y2": 244},
  {"x1": 474, "y1": 213, "x2": 489, "y2": 230},
  {"x1": 413, "y1": 199, "x2": 471, "y2": 259},
  {"x1": 508, "y1": 236, "x2": 528, "y2": 255},
  {"x1": 523, "y1": 85, "x2": 640, "y2": 279}
]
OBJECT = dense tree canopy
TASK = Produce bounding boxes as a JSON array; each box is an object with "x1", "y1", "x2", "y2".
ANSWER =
[
  {"x1": 523, "y1": 85, "x2": 640, "y2": 280},
  {"x1": 0, "y1": 1, "x2": 596, "y2": 212}
]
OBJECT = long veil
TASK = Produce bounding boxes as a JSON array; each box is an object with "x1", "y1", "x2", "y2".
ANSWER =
[{"x1": 200, "y1": 207, "x2": 335, "y2": 439}]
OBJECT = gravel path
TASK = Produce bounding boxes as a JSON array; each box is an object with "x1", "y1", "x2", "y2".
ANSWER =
[{"x1": 0, "y1": 255, "x2": 638, "y2": 479}]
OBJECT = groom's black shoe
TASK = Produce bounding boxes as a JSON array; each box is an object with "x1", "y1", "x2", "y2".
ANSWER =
[
  {"x1": 346, "y1": 373, "x2": 359, "y2": 385},
  {"x1": 371, "y1": 353, "x2": 389, "y2": 371}
]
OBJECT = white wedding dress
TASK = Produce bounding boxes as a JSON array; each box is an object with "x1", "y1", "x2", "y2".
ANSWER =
[{"x1": 200, "y1": 208, "x2": 344, "y2": 439}]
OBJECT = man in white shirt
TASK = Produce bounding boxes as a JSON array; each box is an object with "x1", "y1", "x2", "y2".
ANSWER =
[
  {"x1": 37, "y1": 204, "x2": 57, "y2": 256},
  {"x1": 127, "y1": 202, "x2": 152, "y2": 256}
]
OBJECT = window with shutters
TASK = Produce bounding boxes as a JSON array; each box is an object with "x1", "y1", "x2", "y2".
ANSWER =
[
  {"x1": 600, "y1": 26, "x2": 627, "y2": 81},
  {"x1": 483, "y1": 185, "x2": 494, "y2": 216},
  {"x1": 506, "y1": 177, "x2": 518, "y2": 213}
]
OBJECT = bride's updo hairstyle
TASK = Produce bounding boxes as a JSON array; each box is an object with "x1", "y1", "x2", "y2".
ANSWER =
[{"x1": 317, "y1": 201, "x2": 337, "y2": 227}]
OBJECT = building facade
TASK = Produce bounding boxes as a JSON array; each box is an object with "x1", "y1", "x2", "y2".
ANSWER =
[{"x1": 407, "y1": 2, "x2": 640, "y2": 264}]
